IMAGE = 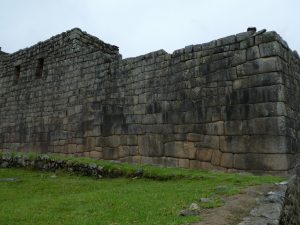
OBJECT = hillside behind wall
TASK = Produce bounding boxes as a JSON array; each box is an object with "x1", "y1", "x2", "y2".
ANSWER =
[{"x1": 0, "y1": 28, "x2": 300, "y2": 173}]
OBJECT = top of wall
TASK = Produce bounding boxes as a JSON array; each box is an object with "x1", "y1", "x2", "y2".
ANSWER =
[
  {"x1": 2, "y1": 28, "x2": 121, "y2": 64},
  {"x1": 116, "y1": 28, "x2": 300, "y2": 66},
  {"x1": 2, "y1": 27, "x2": 300, "y2": 66},
  {"x1": 0, "y1": 47, "x2": 8, "y2": 61}
]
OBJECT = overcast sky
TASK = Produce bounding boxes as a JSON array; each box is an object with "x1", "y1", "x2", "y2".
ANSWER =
[{"x1": 1, "y1": 0, "x2": 299, "y2": 58}]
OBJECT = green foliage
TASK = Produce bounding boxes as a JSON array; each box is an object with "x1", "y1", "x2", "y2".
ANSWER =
[{"x1": 0, "y1": 152, "x2": 285, "y2": 183}]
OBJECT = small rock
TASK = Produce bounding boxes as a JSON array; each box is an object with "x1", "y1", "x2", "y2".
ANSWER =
[
  {"x1": 200, "y1": 198, "x2": 211, "y2": 203},
  {"x1": 266, "y1": 191, "x2": 275, "y2": 196},
  {"x1": 179, "y1": 203, "x2": 201, "y2": 216},
  {"x1": 263, "y1": 190, "x2": 285, "y2": 204},
  {"x1": 89, "y1": 163, "x2": 97, "y2": 169},
  {"x1": 0, "y1": 178, "x2": 20, "y2": 182},
  {"x1": 1, "y1": 162, "x2": 9, "y2": 168},
  {"x1": 277, "y1": 181, "x2": 288, "y2": 185},
  {"x1": 50, "y1": 174, "x2": 57, "y2": 178},
  {"x1": 179, "y1": 209, "x2": 200, "y2": 216},
  {"x1": 189, "y1": 203, "x2": 199, "y2": 210},
  {"x1": 247, "y1": 27, "x2": 257, "y2": 33}
]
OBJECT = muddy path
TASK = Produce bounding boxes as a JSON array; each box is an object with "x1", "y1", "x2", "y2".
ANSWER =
[{"x1": 192, "y1": 183, "x2": 286, "y2": 225}]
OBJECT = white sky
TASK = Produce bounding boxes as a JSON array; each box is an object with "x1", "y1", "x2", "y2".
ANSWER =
[{"x1": 1, "y1": 0, "x2": 299, "y2": 58}]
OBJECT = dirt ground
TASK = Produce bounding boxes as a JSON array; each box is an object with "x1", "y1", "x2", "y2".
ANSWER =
[{"x1": 192, "y1": 184, "x2": 280, "y2": 225}]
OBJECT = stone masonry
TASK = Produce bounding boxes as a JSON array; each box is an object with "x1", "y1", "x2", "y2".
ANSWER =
[{"x1": 0, "y1": 28, "x2": 300, "y2": 173}]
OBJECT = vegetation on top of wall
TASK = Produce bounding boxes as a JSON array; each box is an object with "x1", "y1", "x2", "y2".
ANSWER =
[{"x1": 0, "y1": 151, "x2": 282, "y2": 185}]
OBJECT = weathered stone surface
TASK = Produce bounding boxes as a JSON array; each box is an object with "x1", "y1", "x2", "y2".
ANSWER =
[
  {"x1": 279, "y1": 166, "x2": 300, "y2": 224},
  {"x1": 102, "y1": 147, "x2": 118, "y2": 160},
  {"x1": 259, "y1": 41, "x2": 283, "y2": 58},
  {"x1": 225, "y1": 116, "x2": 287, "y2": 136},
  {"x1": 196, "y1": 148, "x2": 213, "y2": 162},
  {"x1": 163, "y1": 157, "x2": 178, "y2": 167},
  {"x1": 233, "y1": 72, "x2": 284, "y2": 90},
  {"x1": 236, "y1": 31, "x2": 253, "y2": 42},
  {"x1": 140, "y1": 156, "x2": 164, "y2": 166},
  {"x1": 0, "y1": 28, "x2": 299, "y2": 172},
  {"x1": 89, "y1": 150, "x2": 102, "y2": 159},
  {"x1": 220, "y1": 153, "x2": 234, "y2": 168},
  {"x1": 211, "y1": 150, "x2": 222, "y2": 166},
  {"x1": 246, "y1": 46, "x2": 260, "y2": 60},
  {"x1": 232, "y1": 50, "x2": 246, "y2": 66},
  {"x1": 165, "y1": 142, "x2": 185, "y2": 158},
  {"x1": 220, "y1": 135, "x2": 289, "y2": 154},
  {"x1": 138, "y1": 134, "x2": 164, "y2": 157},
  {"x1": 233, "y1": 153, "x2": 293, "y2": 171},
  {"x1": 178, "y1": 158, "x2": 190, "y2": 168},
  {"x1": 238, "y1": 183, "x2": 287, "y2": 225},
  {"x1": 237, "y1": 57, "x2": 282, "y2": 76}
]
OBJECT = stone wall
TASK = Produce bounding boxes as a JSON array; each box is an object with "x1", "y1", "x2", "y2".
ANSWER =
[
  {"x1": 1, "y1": 28, "x2": 300, "y2": 172},
  {"x1": 280, "y1": 166, "x2": 300, "y2": 224}
]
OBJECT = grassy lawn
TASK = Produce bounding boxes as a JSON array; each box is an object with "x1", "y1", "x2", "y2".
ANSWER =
[{"x1": 0, "y1": 166, "x2": 282, "y2": 225}]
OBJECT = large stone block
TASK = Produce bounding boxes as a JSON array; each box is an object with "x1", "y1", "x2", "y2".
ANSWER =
[
  {"x1": 104, "y1": 135, "x2": 121, "y2": 148},
  {"x1": 259, "y1": 41, "x2": 285, "y2": 58},
  {"x1": 178, "y1": 158, "x2": 190, "y2": 168},
  {"x1": 126, "y1": 135, "x2": 138, "y2": 146},
  {"x1": 211, "y1": 150, "x2": 222, "y2": 166},
  {"x1": 196, "y1": 148, "x2": 213, "y2": 162},
  {"x1": 203, "y1": 122, "x2": 224, "y2": 135},
  {"x1": 183, "y1": 142, "x2": 197, "y2": 159},
  {"x1": 76, "y1": 145, "x2": 85, "y2": 152},
  {"x1": 236, "y1": 57, "x2": 282, "y2": 76},
  {"x1": 67, "y1": 144, "x2": 77, "y2": 153},
  {"x1": 231, "y1": 50, "x2": 246, "y2": 66},
  {"x1": 164, "y1": 141, "x2": 184, "y2": 158},
  {"x1": 102, "y1": 147, "x2": 119, "y2": 160},
  {"x1": 127, "y1": 124, "x2": 144, "y2": 135},
  {"x1": 89, "y1": 150, "x2": 103, "y2": 159},
  {"x1": 220, "y1": 135, "x2": 289, "y2": 154},
  {"x1": 189, "y1": 160, "x2": 201, "y2": 169},
  {"x1": 163, "y1": 157, "x2": 178, "y2": 167},
  {"x1": 247, "y1": 116, "x2": 286, "y2": 135},
  {"x1": 194, "y1": 135, "x2": 219, "y2": 149},
  {"x1": 225, "y1": 116, "x2": 286, "y2": 135},
  {"x1": 165, "y1": 140, "x2": 211, "y2": 159},
  {"x1": 138, "y1": 134, "x2": 164, "y2": 157},
  {"x1": 186, "y1": 133, "x2": 203, "y2": 142},
  {"x1": 86, "y1": 137, "x2": 96, "y2": 149},
  {"x1": 233, "y1": 153, "x2": 293, "y2": 171},
  {"x1": 220, "y1": 153, "x2": 234, "y2": 168},
  {"x1": 251, "y1": 102, "x2": 286, "y2": 117},
  {"x1": 229, "y1": 85, "x2": 285, "y2": 105},
  {"x1": 236, "y1": 31, "x2": 253, "y2": 42},
  {"x1": 117, "y1": 146, "x2": 130, "y2": 158},
  {"x1": 189, "y1": 160, "x2": 214, "y2": 170},
  {"x1": 225, "y1": 120, "x2": 247, "y2": 135},
  {"x1": 246, "y1": 46, "x2": 260, "y2": 60},
  {"x1": 165, "y1": 133, "x2": 187, "y2": 142},
  {"x1": 255, "y1": 31, "x2": 280, "y2": 45},
  {"x1": 216, "y1": 35, "x2": 236, "y2": 46}
]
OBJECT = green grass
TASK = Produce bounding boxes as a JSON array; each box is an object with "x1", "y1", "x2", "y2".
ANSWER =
[{"x1": 0, "y1": 166, "x2": 283, "y2": 225}]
